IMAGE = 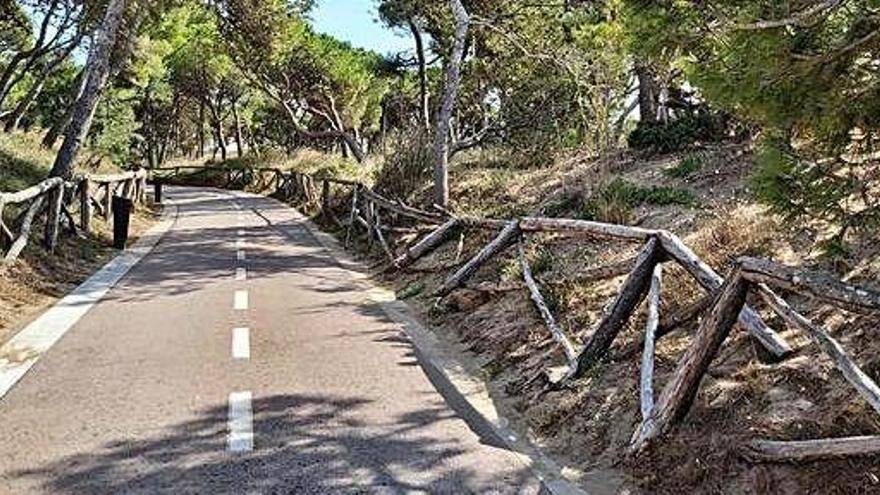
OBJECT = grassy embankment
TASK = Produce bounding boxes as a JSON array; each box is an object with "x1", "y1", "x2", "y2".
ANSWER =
[
  {"x1": 260, "y1": 143, "x2": 880, "y2": 493},
  {"x1": 0, "y1": 131, "x2": 159, "y2": 345}
]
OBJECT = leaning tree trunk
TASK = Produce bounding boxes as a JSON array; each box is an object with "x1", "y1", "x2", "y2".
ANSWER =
[
  {"x1": 432, "y1": 0, "x2": 470, "y2": 208},
  {"x1": 408, "y1": 17, "x2": 430, "y2": 132},
  {"x1": 49, "y1": 0, "x2": 129, "y2": 179}
]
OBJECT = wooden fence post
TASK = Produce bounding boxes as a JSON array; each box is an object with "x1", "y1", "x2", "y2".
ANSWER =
[
  {"x1": 569, "y1": 237, "x2": 661, "y2": 379},
  {"x1": 44, "y1": 184, "x2": 63, "y2": 252},
  {"x1": 80, "y1": 178, "x2": 93, "y2": 234},
  {"x1": 436, "y1": 219, "x2": 521, "y2": 298},
  {"x1": 631, "y1": 267, "x2": 750, "y2": 452},
  {"x1": 103, "y1": 182, "x2": 112, "y2": 219}
]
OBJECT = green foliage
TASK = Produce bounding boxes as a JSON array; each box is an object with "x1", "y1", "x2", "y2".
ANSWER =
[
  {"x1": 628, "y1": 113, "x2": 728, "y2": 153},
  {"x1": 664, "y1": 153, "x2": 703, "y2": 178}
]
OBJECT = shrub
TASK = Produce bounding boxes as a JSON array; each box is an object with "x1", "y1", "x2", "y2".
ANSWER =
[
  {"x1": 628, "y1": 112, "x2": 729, "y2": 153},
  {"x1": 664, "y1": 153, "x2": 703, "y2": 178}
]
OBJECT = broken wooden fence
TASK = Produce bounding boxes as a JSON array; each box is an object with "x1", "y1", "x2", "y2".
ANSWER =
[
  {"x1": 163, "y1": 164, "x2": 880, "y2": 462},
  {"x1": 0, "y1": 169, "x2": 148, "y2": 268}
]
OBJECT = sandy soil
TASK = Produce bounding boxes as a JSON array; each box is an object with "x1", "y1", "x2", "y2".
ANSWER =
[{"x1": 302, "y1": 144, "x2": 880, "y2": 493}]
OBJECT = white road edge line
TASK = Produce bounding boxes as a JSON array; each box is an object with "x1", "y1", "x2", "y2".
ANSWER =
[
  {"x1": 235, "y1": 267, "x2": 247, "y2": 281},
  {"x1": 232, "y1": 327, "x2": 250, "y2": 359},
  {"x1": 234, "y1": 290, "x2": 249, "y2": 310},
  {"x1": 0, "y1": 202, "x2": 178, "y2": 401},
  {"x1": 228, "y1": 391, "x2": 254, "y2": 452}
]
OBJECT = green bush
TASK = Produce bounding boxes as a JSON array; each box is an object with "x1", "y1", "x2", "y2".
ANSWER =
[
  {"x1": 628, "y1": 112, "x2": 728, "y2": 153},
  {"x1": 664, "y1": 153, "x2": 703, "y2": 178}
]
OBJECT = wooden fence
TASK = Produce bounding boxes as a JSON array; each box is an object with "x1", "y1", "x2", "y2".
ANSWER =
[
  {"x1": 0, "y1": 170, "x2": 148, "y2": 267},
  {"x1": 158, "y1": 165, "x2": 880, "y2": 462}
]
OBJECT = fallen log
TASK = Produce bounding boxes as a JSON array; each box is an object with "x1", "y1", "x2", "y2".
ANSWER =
[
  {"x1": 754, "y1": 283, "x2": 880, "y2": 415},
  {"x1": 569, "y1": 237, "x2": 662, "y2": 379},
  {"x1": 741, "y1": 436, "x2": 880, "y2": 463},
  {"x1": 641, "y1": 263, "x2": 663, "y2": 420},
  {"x1": 435, "y1": 219, "x2": 521, "y2": 298},
  {"x1": 631, "y1": 268, "x2": 750, "y2": 452},
  {"x1": 741, "y1": 257, "x2": 880, "y2": 313},
  {"x1": 394, "y1": 218, "x2": 460, "y2": 270},
  {"x1": 658, "y1": 231, "x2": 793, "y2": 360},
  {"x1": 519, "y1": 216, "x2": 658, "y2": 241},
  {"x1": 519, "y1": 237, "x2": 579, "y2": 370}
]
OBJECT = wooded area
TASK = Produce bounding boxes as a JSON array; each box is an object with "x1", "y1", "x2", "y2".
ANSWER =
[{"x1": 3, "y1": 0, "x2": 880, "y2": 488}]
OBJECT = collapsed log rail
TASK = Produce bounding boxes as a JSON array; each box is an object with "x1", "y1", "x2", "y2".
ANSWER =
[
  {"x1": 1, "y1": 169, "x2": 148, "y2": 267},
  {"x1": 160, "y1": 164, "x2": 880, "y2": 463}
]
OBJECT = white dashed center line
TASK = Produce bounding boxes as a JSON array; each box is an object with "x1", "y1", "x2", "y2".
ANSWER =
[
  {"x1": 237, "y1": 250, "x2": 246, "y2": 261},
  {"x1": 234, "y1": 290, "x2": 249, "y2": 310},
  {"x1": 235, "y1": 267, "x2": 247, "y2": 281},
  {"x1": 232, "y1": 327, "x2": 250, "y2": 359},
  {"x1": 227, "y1": 391, "x2": 254, "y2": 452}
]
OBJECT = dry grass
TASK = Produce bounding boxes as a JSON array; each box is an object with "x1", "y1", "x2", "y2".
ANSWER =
[{"x1": 310, "y1": 142, "x2": 880, "y2": 493}]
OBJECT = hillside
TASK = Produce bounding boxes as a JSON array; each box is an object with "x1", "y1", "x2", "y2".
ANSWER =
[
  {"x1": 0, "y1": 132, "x2": 158, "y2": 344},
  {"x1": 298, "y1": 144, "x2": 880, "y2": 494}
]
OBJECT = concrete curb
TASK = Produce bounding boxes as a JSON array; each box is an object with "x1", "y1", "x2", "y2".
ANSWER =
[{"x1": 0, "y1": 201, "x2": 180, "y2": 401}]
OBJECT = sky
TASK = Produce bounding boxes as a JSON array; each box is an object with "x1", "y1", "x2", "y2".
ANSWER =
[{"x1": 310, "y1": 0, "x2": 413, "y2": 56}]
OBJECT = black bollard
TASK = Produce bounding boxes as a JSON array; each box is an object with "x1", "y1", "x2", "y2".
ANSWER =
[
  {"x1": 154, "y1": 179, "x2": 163, "y2": 204},
  {"x1": 112, "y1": 196, "x2": 133, "y2": 249}
]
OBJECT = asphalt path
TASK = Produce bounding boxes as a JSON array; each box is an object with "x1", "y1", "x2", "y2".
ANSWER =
[{"x1": 0, "y1": 186, "x2": 541, "y2": 494}]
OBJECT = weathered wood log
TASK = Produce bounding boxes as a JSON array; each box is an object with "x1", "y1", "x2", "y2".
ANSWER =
[
  {"x1": 103, "y1": 182, "x2": 112, "y2": 219},
  {"x1": 345, "y1": 186, "x2": 360, "y2": 248},
  {"x1": 3, "y1": 196, "x2": 45, "y2": 265},
  {"x1": 641, "y1": 263, "x2": 663, "y2": 420},
  {"x1": 394, "y1": 218, "x2": 460, "y2": 270},
  {"x1": 0, "y1": 201, "x2": 15, "y2": 245},
  {"x1": 44, "y1": 184, "x2": 63, "y2": 252},
  {"x1": 754, "y1": 283, "x2": 880, "y2": 415},
  {"x1": 373, "y1": 209, "x2": 397, "y2": 266},
  {"x1": 658, "y1": 231, "x2": 793, "y2": 360},
  {"x1": 89, "y1": 170, "x2": 145, "y2": 184},
  {"x1": 458, "y1": 216, "x2": 511, "y2": 230},
  {"x1": 741, "y1": 436, "x2": 880, "y2": 463},
  {"x1": 80, "y1": 178, "x2": 92, "y2": 234},
  {"x1": 435, "y1": 219, "x2": 521, "y2": 298},
  {"x1": 519, "y1": 216, "x2": 658, "y2": 241},
  {"x1": 569, "y1": 237, "x2": 662, "y2": 379},
  {"x1": 0, "y1": 177, "x2": 64, "y2": 204},
  {"x1": 741, "y1": 257, "x2": 880, "y2": 313},
  {"x1": 631, "y1": 268, "x2": 750, "y2": 452},
  {"x1": 361, "y1": 188, "x2": 445, "y2": 223},
  {"x1": 321, "y1": 180, "x2": 331, "y2": 216},
  {"x1": 519, "y1": 237, "x2": 579, "y2": 370}
]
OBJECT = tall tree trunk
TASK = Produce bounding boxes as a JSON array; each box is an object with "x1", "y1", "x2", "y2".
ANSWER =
[
  {"x1": 232, "y1": 98, "x2": 244, "y2": 158},
  {"x1": 635, "y1": 61, "x2": 659, "y2": 126},
  {"x1": 408, "y1": 17, "x2": 430, "y2": 132},
  {"x1": 198, "y1": 98, "x2": 206, "y2": 157},
  {"x1": 432, "y1": 0, "x2": 469, "y2": 208},
  {"x1": 50, "y1": 0, "x2": 128, "y2": 179}
]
